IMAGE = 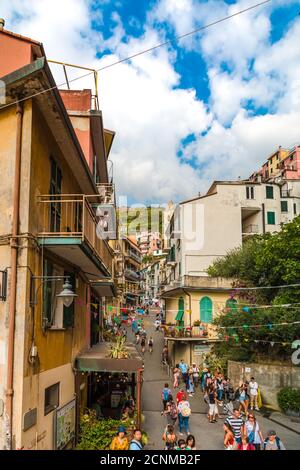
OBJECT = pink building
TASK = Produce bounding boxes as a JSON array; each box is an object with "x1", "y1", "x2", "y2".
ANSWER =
[{"x1": 279, "y1": 146, "x2": 300, "y2": 179}]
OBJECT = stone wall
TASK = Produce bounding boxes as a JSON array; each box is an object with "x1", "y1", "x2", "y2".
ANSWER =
[{"x1": 228, "y1": 360, "x2": 300, "y2": 410}]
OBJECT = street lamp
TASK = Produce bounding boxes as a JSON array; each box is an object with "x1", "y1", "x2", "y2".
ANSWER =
[
  {"x1": 30, "y1": 275, "x2": 77, "y2": 307},
  {"x1": 56, "y1": 279, "x2": 77, "y2": 307}
]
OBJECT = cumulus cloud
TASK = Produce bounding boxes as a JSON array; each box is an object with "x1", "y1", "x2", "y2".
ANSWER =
[{"x1": 1, "y1": 0, "x2": 300, "y2": 203}]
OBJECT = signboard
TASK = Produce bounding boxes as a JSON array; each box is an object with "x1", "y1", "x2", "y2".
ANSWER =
[
  {"x1": 54, "y1": 399, "x2": 76, "y2": 450},
  {"x1": 245, "y1": 367, "x2": 251, "y2": 373},
  {"x1": 194, "y1": 345, "x2": 211, "y2": 355}
]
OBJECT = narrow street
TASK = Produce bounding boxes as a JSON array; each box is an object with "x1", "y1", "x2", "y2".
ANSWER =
[{"x1": 129, "y1": 311, "x2": 300, "y2": 450}]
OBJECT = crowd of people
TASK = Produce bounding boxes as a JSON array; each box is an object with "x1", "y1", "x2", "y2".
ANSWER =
[
  {"x1": 156, "y1": 360, "x2": 285, "y2": 451},
  {"x1": 108, "y1": 307, "x2": 286, "y2": 451}
]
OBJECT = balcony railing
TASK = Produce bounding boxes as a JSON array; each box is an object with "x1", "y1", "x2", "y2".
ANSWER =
[
  {"x1": 124, "y1": 268, "x2": 140, "y2": 281},
  {"x1": 162, "y1": 324, "x2": 210, "y2": 338},
  {"x1": 281, "y1": 189, "x2": 292, "y2": 198},
  {"x1": 38, "y1": 195, "x2": 113, "y2": 275},
  {"x1": 96, "y1": 183, "x2": 115, "y2": 205},
  {"x1": 125, "y1": 250, "x2": 142, "y2": 264},
  {"x1": 242, "y1": 224, "x2": 259, "y2": 235}
]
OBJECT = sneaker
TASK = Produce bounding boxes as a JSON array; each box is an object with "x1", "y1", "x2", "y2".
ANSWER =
[
  {"x1": 179, "y1": 432, "x2": 184, "y2": 435},
  {"x1": 188, "y1": 394, "x2": 193, "y2": 397},
  {"x1": 255, "y1": 407, "x2": 259, "y2": 411},
  {"x1": 250, "y1": 407, "x2": 253, "y2": 410}
]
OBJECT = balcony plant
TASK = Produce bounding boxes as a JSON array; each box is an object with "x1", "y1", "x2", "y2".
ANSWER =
[
  {"x1": 108, "y1": 336, "x2": 130, "y2": 359},
  {"x1": 193, "y1": 320, "x2": 201, "y2": 326}
]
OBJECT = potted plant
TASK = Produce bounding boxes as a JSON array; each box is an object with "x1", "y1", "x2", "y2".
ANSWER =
[{"x1": 193, "y1": 320, "x2": 201, "y2": 326}]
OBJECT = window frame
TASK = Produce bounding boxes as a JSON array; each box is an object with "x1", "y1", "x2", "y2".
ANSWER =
[
  {"x1": 266, "y1": 186, "x2": 274, "y2": 199},
  {"x1": 44, "y1": 382, "x2": 60, "y2": 416},
  {"x1": 281, "y1": 201, "x2": 288, "y2": 213}
]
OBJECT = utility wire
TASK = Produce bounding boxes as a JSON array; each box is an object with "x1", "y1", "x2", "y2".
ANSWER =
[{"x1": 0, "y1": 0, "x2": 271, "y2": 112}]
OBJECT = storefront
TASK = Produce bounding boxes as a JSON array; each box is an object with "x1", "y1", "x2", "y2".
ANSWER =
[{"x1": 75, "y1": 342, "x2": 143, "y2": 438}]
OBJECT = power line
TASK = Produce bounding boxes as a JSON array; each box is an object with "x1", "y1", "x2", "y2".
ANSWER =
[{"x1": 0, "y1": 0, "x2": 271, "y2": 112}]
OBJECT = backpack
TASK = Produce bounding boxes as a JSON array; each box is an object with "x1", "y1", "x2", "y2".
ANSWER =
[
  {"x1": 248, "y1": 422, "x2": 256, "y2": 444},
  {"x1": 163, "y1": 388, "x2": 170, "y2": 401},
  {"x1": 170, "y1": 402, "x2": 178, "y2": 419},
  {"x1": 180, "y1": 403, "x2": 191, "y2": 417},
  {"x1": 263, "y1": 436, "x2": 281, "y2": 450}
]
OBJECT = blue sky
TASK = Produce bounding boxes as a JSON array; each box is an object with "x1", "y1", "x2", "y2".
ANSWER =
[{"x1": 2, "y1": 0, "x2": 300, "y2": 203}]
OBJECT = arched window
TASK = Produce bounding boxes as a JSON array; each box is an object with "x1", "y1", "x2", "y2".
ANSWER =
[
  {"x1": 226, "y1": 298, "x2": 238, "y2": 312},
  {"x1": 200, "y1": 297, "x2": 213, "y2": 323},
  {"x1": 175, "y1": 296, "x2": 184, "y2": 326}
]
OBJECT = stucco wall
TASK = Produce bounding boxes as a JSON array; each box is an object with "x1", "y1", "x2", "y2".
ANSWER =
[
  {"x1": 228, "y1": 360, "x2": 300, "y2": 410},
  {"x1": 21, "y1": 363, "x2": 75, "y2": 449}
]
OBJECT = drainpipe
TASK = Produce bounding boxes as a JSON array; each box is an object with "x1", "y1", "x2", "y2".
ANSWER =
[
  {"x1": 6, "y1": 102, "x2": 23, "y2": 449},
  {"x1": 182, "y1": 288, "x2": 192, "y2": 364}
]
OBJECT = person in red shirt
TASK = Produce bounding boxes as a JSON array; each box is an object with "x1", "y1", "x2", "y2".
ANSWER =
[
  {"x1": 176, "y1": 388, "x2": 186, "y2": 404},
  {"x1": 237, "y1": 435, "x2": 255, "y2": 450}
]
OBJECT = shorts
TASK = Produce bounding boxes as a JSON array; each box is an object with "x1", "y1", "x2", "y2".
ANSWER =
[
  {"x1": 239, "y1": 396, "x2": 246, "y2": 402},
  {"x1": 208, "y1": 403, "x2": 218, "y2": 415}
]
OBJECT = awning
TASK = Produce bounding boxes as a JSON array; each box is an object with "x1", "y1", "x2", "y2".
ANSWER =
[
  {"x1": 76, "y1": 342, "x2": 143, "y2": 373},
  {"x1": 91, "y1": 280, "x2": 117, "y2": 298},
  {"x1": 175, "y1": 310, "x2": 184, "y2": 321}
]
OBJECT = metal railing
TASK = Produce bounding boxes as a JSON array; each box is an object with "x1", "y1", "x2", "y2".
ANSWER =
[
  {"x1": 124, "y1": 269, "x2": 140, "y2": 281},
  {"x1": 96, "y1": 183, "x2": 115, "y2": 205},
  {"x1": 38, "y1": 195, "x2": 113, "y2": 275},
  {"x1": 162, "y1": 325, "x2": 210, "y2": 338},
  {"x1": 125, "y1": 250, "x2": 142, "y2": 264},
  {"x1": 242, "y1": 224, "x2": 259, "y2": 234}
]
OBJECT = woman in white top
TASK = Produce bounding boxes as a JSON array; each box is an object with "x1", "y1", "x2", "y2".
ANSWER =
[{"x1": 245, "y1": 414, "x2": 264, "y2": 450}]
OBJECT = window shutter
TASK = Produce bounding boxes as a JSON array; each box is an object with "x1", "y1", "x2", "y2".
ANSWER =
[
  {"x1": 281, "y1": 201, "x2": 288, "y2": 212},
  {"x1": 200, "y1": 297, "x2": 213, "y2": 323},
  {"x1": 266, "y1": 186, "x2": 274, "y2": 199},
  {"x1": 63, "y1": 271, "x2": 75, "y2": 328},
  {"x1": 267, "y1": 211, "x2": 276, "y2": 225}
]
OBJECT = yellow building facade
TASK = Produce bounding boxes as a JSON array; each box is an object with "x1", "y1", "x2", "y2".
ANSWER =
[{"x1": 0, "y1": 30, "x2": 115, "y2": 449}]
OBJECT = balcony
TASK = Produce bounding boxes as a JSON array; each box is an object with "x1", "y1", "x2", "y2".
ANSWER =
[
  {"x1": 242, "y1": 224, "x2": 259, "y2": 238},
  {"x1": 125, "y1": 250, "x2": 142, "y2": 264},
  {"x1": 162, "y1": 324, "x2": 214, "y2": 340},
  {"x1": 124, "y1": 269, "x2": 140, "y2": 282},
  {"x1": 37, "y1": 195, "x2": 113, "y2": 279},
  {"x1": 281, "y1": 189, "x2": 292, "y2": 198},
  {"x1": 96, "y1": 183, "x2": 115, "y2": 205}
]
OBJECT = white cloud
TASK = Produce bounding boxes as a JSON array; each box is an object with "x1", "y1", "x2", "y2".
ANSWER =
[{"x1": 1, "y1": 0, "x2": 300, "y2": 203}]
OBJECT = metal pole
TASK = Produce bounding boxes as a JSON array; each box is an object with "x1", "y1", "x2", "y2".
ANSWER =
[{"x1": 136, "y1": 368, "x2": 143, "y2": 429}]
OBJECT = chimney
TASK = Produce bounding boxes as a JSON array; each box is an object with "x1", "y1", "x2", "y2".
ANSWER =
[{"x1": 0, "y1": 19, "x2": 5, "y2": 30}]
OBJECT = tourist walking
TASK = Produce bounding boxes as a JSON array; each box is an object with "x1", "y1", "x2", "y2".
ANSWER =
[
  {"x1": 129, "y1": 429, "x2": 143, "y2": 450},
  {"x1": 223, "y1": 422, "x2": 235, "y2": 450},
  {"x1": 216, "y1": 373, "x2": 224, "y2": 402},
  {"x1": 207, "y1": 384, "x2": 218, "y2": 423},
  {"x1": 162, "y1": 424, "x2": 177, "y2": 450},
  {"x1": 191, "y1": 363, "x2": 199, "y2": 388},
  {"x1": 244, "y1": 413, "x2": 264, "y2": 450},
  {"x1": 110, "y1": 426, "x2": 129, "y2": 450},
  {"x1": 186, "y1": 434, "x2": 196, "y2": 450},
  {"x1": 161, "y1": 383, "x2": 172, "y2": 411},
  {"x1": 263, "y1": 430, "x2": 286, "y2": 450},
  {"x1": 148, "y1": 336, "x2": 154, "y2": 353},
  {"x1": 187, "y1": 373, "x2": 194, "y2": 397},
  {"x1": 225, "y1": 408, "x2": 245, "y2": 445},
  {"x1": 237, "y1": 382, "x2": 249, "y2": 416},
  {"x1": 249, "y1": 377, "x2": 259, "y2": 411},
  {"x1": 173, "y1": 364, "x2": 181, "y2": 388},
  {"x1": 141, "y1": 336, "x2": 146, "y2": 354},
  {"x1": 178, "y1": 359, "x2": 189, "y2": 388},
  {"x1": 163, "y1": 395, "x2": 178, "y2": 426},
  {"x1": 237, "y1": 435, "x2": 255, "y2": 450},
  {"x1": 177, "y1": 395, "x2": 191, "y2": 435}
]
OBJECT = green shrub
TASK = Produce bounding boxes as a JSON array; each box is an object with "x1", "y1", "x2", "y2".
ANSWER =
[{"x1": 277, "y1": 387, "x2": 300, "y2": 413}]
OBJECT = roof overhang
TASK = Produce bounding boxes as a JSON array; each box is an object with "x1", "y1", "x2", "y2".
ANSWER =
[
  {"x1": 76, "y1": 342, "x2": 143, "y2": 372},
  {"x1": 0, "y1": 57, "x2": 97, "y2": 195},
  {"x1": 91, "y1": 279, "x2": 117, "y2": 298},
  {"x1": 104, "y1": 129, "x2": 115, "y2": 158}
]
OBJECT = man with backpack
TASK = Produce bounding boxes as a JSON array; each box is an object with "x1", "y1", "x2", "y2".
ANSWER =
[
  {"x1": 161, "y1": 383, "x2": 172, "y2": 411},
  {"x1": 129, "y1": 429, "x2": 143, "y2": 450},
  {"x1": 263, "y1": 430, "x2": 286, "y2": 450}
]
